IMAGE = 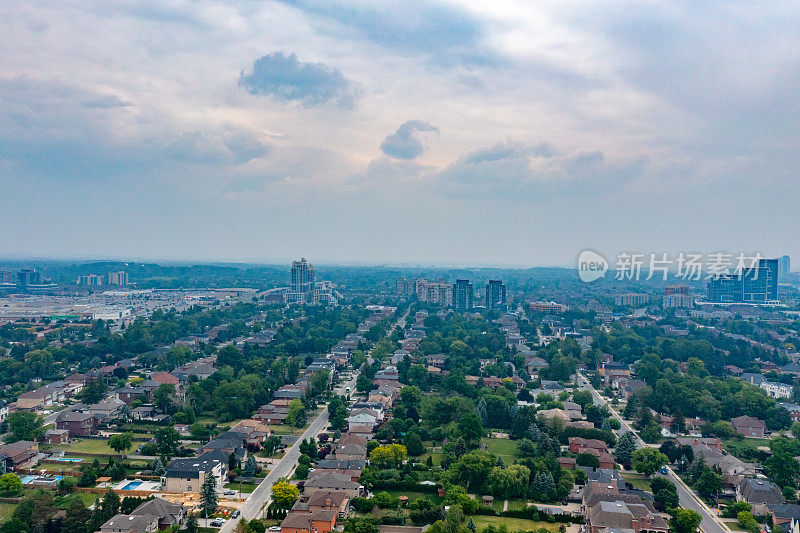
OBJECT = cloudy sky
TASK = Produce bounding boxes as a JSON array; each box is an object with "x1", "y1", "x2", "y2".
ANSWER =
[{"x1": 2, "y1": 1, "x2": 798, "y2": 266}]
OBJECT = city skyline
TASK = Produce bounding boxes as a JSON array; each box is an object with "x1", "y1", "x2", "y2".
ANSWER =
[{"x1": 2, "y1": 2, "x2": 798, "y2": 264}]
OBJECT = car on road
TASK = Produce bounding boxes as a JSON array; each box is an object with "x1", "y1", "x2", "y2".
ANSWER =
[
  {"x1": 232, "y1": 511, "x2": 240, "y2": 518},
  {"x1": 224, "y1": 490, "x2": 235, "y2": 495},
  {"x1": 659, "y1": 467, "x2": 668, "y2": 475},
  {"x1": 210, "y1": 520, "x2": 225, "y2": 527},
  {"x1": 269, "y1": 527, "x2": 281, "y2": 531}
]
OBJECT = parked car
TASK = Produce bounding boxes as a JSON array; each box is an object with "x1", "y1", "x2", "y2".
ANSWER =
[
  {"x1": 269, "y1": 527, "x2": 281, "y2": 531},
  {"x1": 232, "y1": 511, "x2": 240, "y2": 518},
  {"x1": 210, "y1": 521, "x2": 224, "y2": 527},
  {"x1": 224, "y1": 490, "x2": 235, "y2": 495}
]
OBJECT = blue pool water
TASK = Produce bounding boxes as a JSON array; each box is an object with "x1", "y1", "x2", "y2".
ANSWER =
[
  {"x1": 121, "y1": 481, "x2": 144, "y2": 490},
  {"x1": 19, "y1": 475, "x2": 37, "y2": 484},
  {"x1": 52, "y1": 457, "x2": 82, "y2": 462}
]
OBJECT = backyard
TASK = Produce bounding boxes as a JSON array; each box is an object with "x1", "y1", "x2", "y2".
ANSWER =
[
  {"x1": 471, "y1": 516, "x2": 564, "y2": 532},
  {"x1": 481, "y1": 437, "x2": 519, "y2": 463}
]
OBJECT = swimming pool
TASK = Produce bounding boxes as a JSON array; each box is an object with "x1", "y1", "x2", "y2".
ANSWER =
[
  {"x1": 52, "y1": 457, "x2": 82, "y2": 462},
  {"x1": 19, "y1": 475, "x2": 37, "y2": 484},
  {"x1": 121, "y1": 481, "x2": 144, "y2": 490}
]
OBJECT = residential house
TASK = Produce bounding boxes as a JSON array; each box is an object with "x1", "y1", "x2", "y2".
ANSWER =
[
  {"x1": 0, "y1": 441, "x2": 38, "y2": 471},
  {"x1": 334, "y1": 443, "x2": 368, "y2": 461},
  {"x1": 586, "y1": 500, "x2": 669, "y2": 533},
  {"x1": 150, "y1": 372, "x2": 180, "y2": 388},
  {"x1": 163, "y1": 450, "x2": 228, "y2": 493},
  {"x1": 44, "y1": 429, "x2": 70, "y2": 444},
  {"x1": 306, "y1": 490, "x2": 350, "y2": 517},
  {"x1": 770, "y1": 504, "x2": 800, "y2": 533},
  {"x1": 56, "y1": 411, "x2": 96, "y2": 436},
  {"x1": 737, "y1": 478, "x2": 785, "y2": 515},
  {"x1": 280, "y1": 510, "x2": 337, "y2": 533},
  {"x1": 132, "y1": 498, "x2": 186, "y2": 529},
  {"x1": 731, "y1": 416, "x2": 767, "y2": 438},
  {"x1": 100, "y1": 514, "x2": 159, "y2": 533},
  {"x1": 347, "y1": 413, "x2": 378, "y2": 433},
  {"x1": 116, "y1": 386, "x2": 147, "y2": 404},
  {"x1": 302, "y1": 472, "x2": 362, "y2": 497}
]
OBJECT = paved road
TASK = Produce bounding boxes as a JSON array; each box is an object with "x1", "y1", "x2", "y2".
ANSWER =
[
  {"x1": 576, "y1": 373, "x2": 727, "y2": 533},
  {"x1": 219, "y1": 373, "x2": 358, "y2": 533}
]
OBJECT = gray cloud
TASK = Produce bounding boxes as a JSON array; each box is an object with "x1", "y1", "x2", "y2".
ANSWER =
[
  {"x1": 239, "y1": 52, "x2": 358, "y2": 107},
  {"x1": 436, "y1": 141, "x2": 644, "y2": 199},
  {"x1": 379, "y1": 120, "x2": 439, "y2": 159},
  {"x1": 274, "y1": 0, "x2": 497, "y2": 67}
]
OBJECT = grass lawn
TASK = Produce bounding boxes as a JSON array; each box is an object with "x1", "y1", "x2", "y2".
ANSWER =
[
  {"x1": 53, "y1": 438, "x2": 119, "y2": 455},
  {"x1": 381, "y1": 490, "x2": 443, "y2": 504},
  {"x1": 0, "y1": 503, "x2": 17, "y2": 522},
  {"x1": 481, "y1": 437, "x2": 518, "y2": 462},
  {"x1": 620, "y1": 472, "x2": 652, "y2": 491},
  {"x1": 419, "y1": 451, "x2": 443, "y2": 467},
  {"x1": 471, "y1": 516, "x2": 563, "y2": 532},
  {"x1": 225, "y1": 482, "x2": 258, "y2": 494}
]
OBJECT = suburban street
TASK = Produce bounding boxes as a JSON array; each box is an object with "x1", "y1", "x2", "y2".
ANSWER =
[
  {"x1": 219, "y1": 372, "x2": 359, "y2": 533},
  {"x1": 576, "y1": 372, "x2": 728, "y2": 533}
]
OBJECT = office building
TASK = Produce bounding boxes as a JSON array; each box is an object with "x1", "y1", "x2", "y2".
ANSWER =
[
  {"x1": 107, "y1": 271, "x2": 129, "y2": 286},
  {"x1": 0, "y1": 270, "x2": 11, "y2": 284},
  {"x1": 663, "y1": 285, "x2": 692, "y2": 309},
  {"x1": 485, "y1": 280, "x2": 507, "y2": 311},
  {"x1": 530, "y1": 301, "x2": 566, "y2": 313},
  {"x1": 779, "y1": 255, "x2": 791, "y2": 278},
  {"x1": 291, "y1": 258, "x2": 315, "y2": 294},
  {"x1": 395, "y1": 278, "x2": 413, "y2": 297},
  {"x1": 16, "y1": 269, "x2": 57, "y2": 294},
  {"x1": 17, "y1": 269, "x2": 41, "y2": 289},
  {"x1": 614, "y1": 293, "x2": 649, "y2": 307},
  {"x1": 415, "y1": 280, "x2": 453, "y2": 306},
  {"x1": 453, "y1": 279, "x2": 474, "y2": 312},
  {"x1": 285, "y1": 259, "x2": 338, "y2": 306},
  {"x1": 706, "y1": 258, "x2": 779, "y2": 303},
  {"x1": 665, "y1": 284, "x2": 689, "y2": 296},
  {"x1": 78, "y1": 274, "x2": 104, "y2": 286}
]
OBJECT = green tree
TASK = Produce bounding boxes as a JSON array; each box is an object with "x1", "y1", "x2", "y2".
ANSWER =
[
  {"x1": 13, "y1": 490, "x2": 57, "y2": 533},
  {"x1": 403, "y1": 432, "x2": 425, "y2": 456},
  {"x1": 631, "y1": 448, "x2": 668, "y2": 477},
  {"x1": 287, "y1": 399, "x2": 306, "y2": 433},
  {"x1": 244, "y1": 455, "x2": 258, "y2": 477},
  {"x1": 764, "y1": 452, "x2": 800, "y2": 489},
  {"x1": 457, "y1": 411, "x2": 484, "y2": 445},
  {"x1": 486, "y1": 464, "x2": 530, "y2": 499},
  {"x1": 100, "y1": 489, "x2": 121, "y2": 521},
  {"x1": 615, "y1": 432, "x2": 637, "y2": 466},
  {"x1": 186, "y1": 514, "x2": 199, "y2": 533},
  {"x1": 153, "y1": 384, "x2": 177, "y2": 414},
  {"x1": 695, "y1": 467, "x2": 721, "y2": 499},
  {"x1": 63, "y1": 497, "x2": 91, "y2": 533},
  {"x1": 5, "y1": 411, "x2": 44, "y2": 443},
  {"x1": 154, "y1": 427, "x2": 181, "y2": 457},
  {"x1": 737, "y1": 511, "x2": 760, "y2": 533},
  {"x1": 0, "y1": 473, "x2": 21, "y2": 497},
  {"x1": 671, "y1": 509, "x2": 702, "y2": 533},
  {"x1": 200, "y1": 475, "x2": 218, "y2": 516},
  {"x1": 108, "y1": 433, "x2": 133, "y2": 455}
]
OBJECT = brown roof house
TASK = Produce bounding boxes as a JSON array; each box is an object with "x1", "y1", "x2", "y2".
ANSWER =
[
  {"x1": 56, "y1": 410, "x2": 96, "y2": 436},
  {"x1": 0, "y1": 441, "x2": 38, "y2": 471},
  {"x1": 280, "y1": 510, "x2": 337, "y2": 533},
  {"x1": 732, "y1": 416, "x2": 767, "y2": 438}
]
